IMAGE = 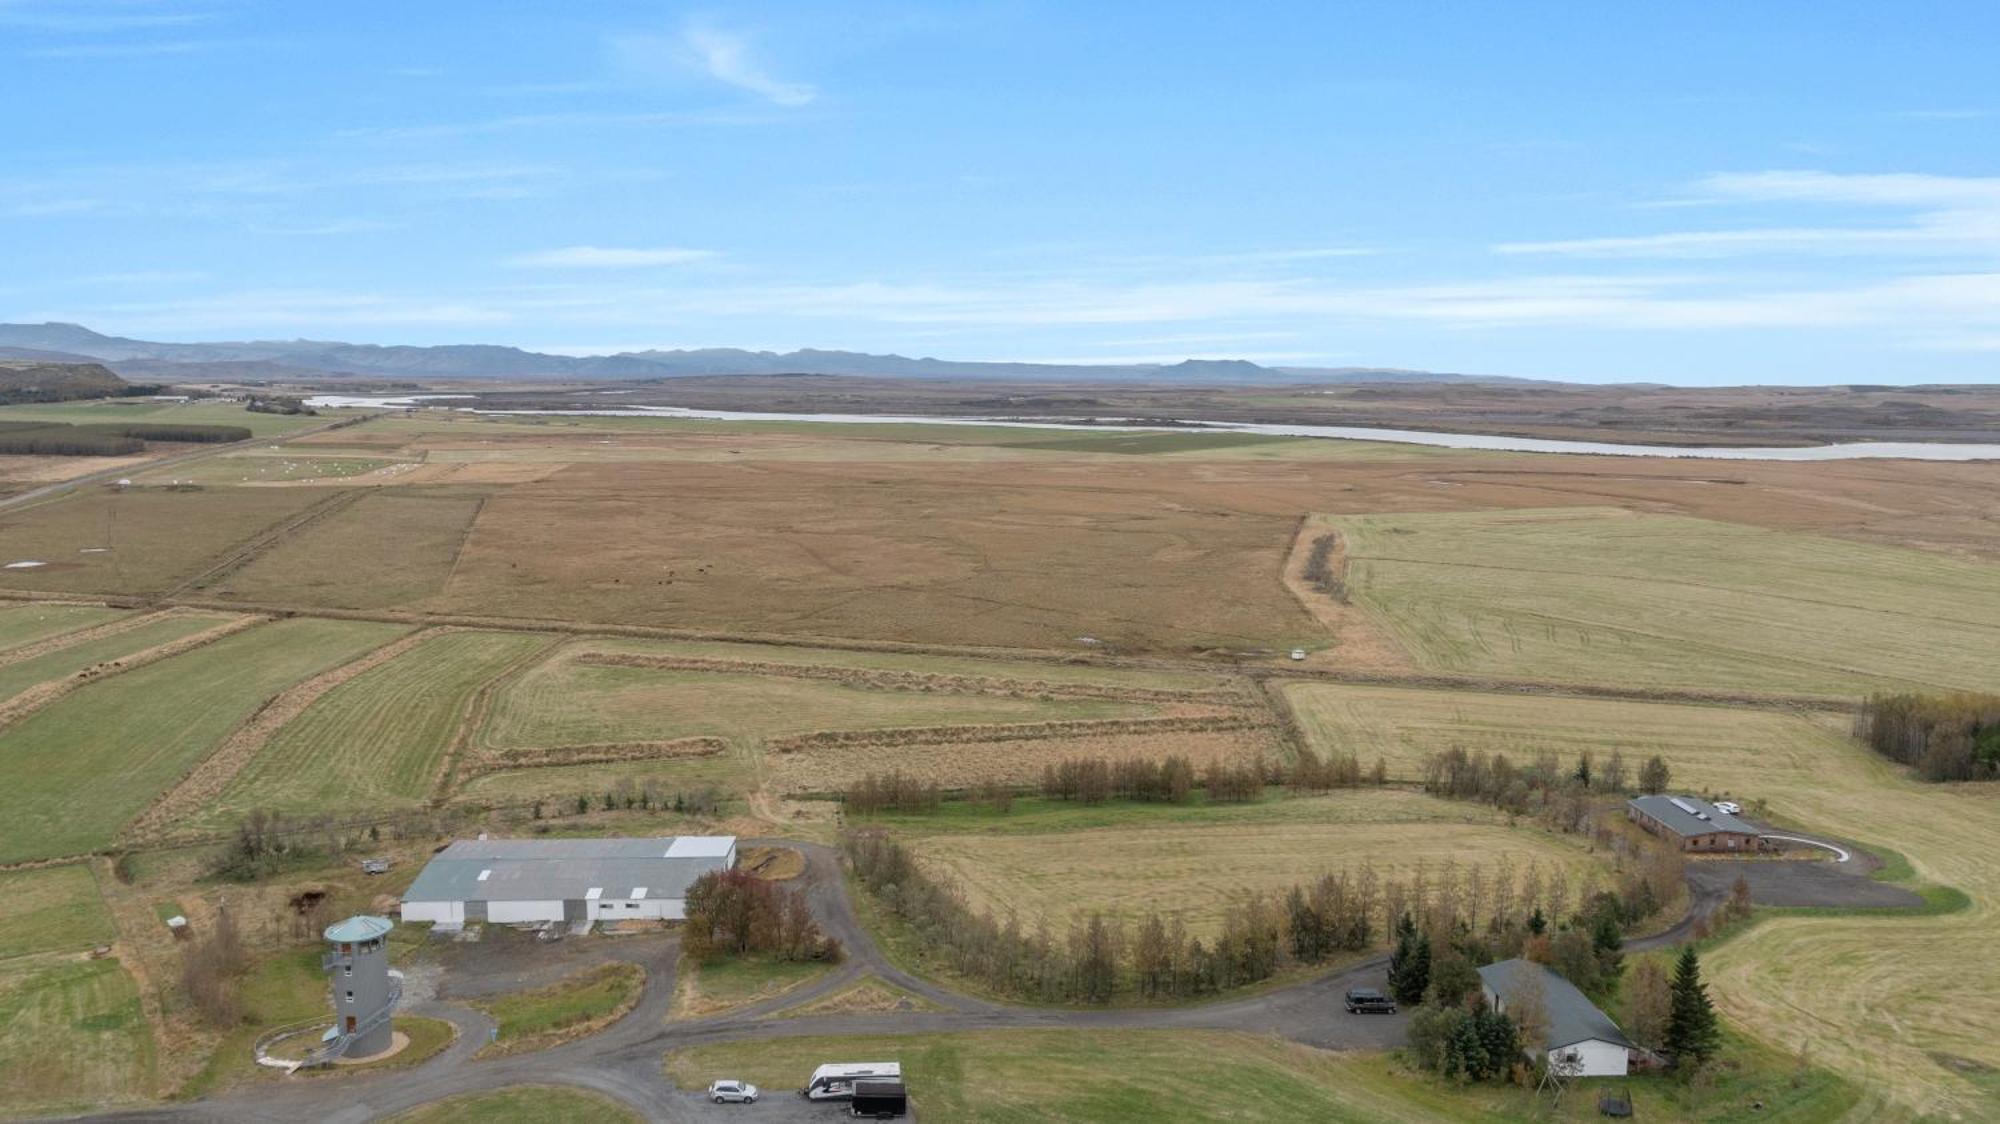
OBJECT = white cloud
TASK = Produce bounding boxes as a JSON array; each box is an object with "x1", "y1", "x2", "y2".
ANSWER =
[
  {"x1": 615, "y1": 22, "x2": 815, "y2": 107},
  {"x1": 1697, "y1": 169, "x2": 2000, "y2": 208},
  {"x1": 505, "y1": 246, "x2": 718, "y2": 269}
]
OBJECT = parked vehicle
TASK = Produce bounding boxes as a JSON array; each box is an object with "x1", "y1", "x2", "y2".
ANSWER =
[
  {"x1": 1345, "y1": 987, "x2": 1397, "y2": 1014},
  {"x1": 360, "y1": 858, "x2": 390, "y2": 875},
  {"x1": 803, "y1": 1062, "x2": 902, "y2": 1101},
  {"x1": 850, "y1": 1079, "x2": 908, "y2": 1118},
  {"x1": 1290, "y1": 648, "x2": 1307, "y2": 661},
  {"x1": 708, "y1": 1079, "x2": 759, "y2": 1104},
  {"x1": 1714, "y1": 800, "x2": 1741, "y2": 815}
]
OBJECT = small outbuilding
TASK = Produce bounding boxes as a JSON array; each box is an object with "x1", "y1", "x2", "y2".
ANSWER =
[
  {"x1": 399, "y1": 835, "x2": 736, "y2": 927},
  {"x1": 1479, "y1": 958, "x2": 1634, "y2": 1077},
  {"x1": 1626, "y1": 794, "x2": 1766, "y2": 853}
]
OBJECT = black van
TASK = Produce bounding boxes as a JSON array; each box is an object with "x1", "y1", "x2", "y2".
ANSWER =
[
  {"x1": 1345, "y1": 987, "x2": 1397, "y2": 1014},
  {"x1": 850, "y1": 1079, "x2": 908, "y2": 1118}
]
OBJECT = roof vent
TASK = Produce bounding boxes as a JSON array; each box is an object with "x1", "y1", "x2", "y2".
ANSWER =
[{"x1": 1668, "y1": 797, "x2": 1702, "y2": 815}]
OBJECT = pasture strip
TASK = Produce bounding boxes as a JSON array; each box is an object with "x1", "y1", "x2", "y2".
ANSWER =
[
  {"x1": 0, "y1": 613, "x2": 264, "y2": 732},
  {"x1": 161, "y1": 487, "x2": 364, "y2": 598},
  {"x1": 766, "y1": 713, "x2": 1271, "y2": 753},
  {"x1": 432, "y1": 633, "x2": 565, "y2": 801},
  {"x1": 573, "y1": 650, "x2": 1245, "y2": 704},
  {"x1": 464, "y1": 736, "x2": 729, "y2": 773},
  {"x1": 0, "y1": 603, "x2": 134, "y2": 662},
  {"x1": 120, "y1": 625, "x2": 434, "y2": 842}
]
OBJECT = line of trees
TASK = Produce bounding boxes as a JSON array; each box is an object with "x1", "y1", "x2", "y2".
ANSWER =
[
  {"x1": 1856, "y1": 692, "x2": 2000, "y2": 781},
  {"x1": 1300, "y1": 531, "x2": 1347, "y2": 601},
  {"x1": 0, "y1": 420, "x2": 250, "y2": 455},
  {"x1": 681, "y1": 868, "x2": 840, "y2": 962}
]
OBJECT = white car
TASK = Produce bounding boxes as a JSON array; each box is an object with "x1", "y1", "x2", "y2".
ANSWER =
[
  {"x1": 708, "y1": 1079, "x2": 759, "y2": 1104},
  {"x1": 1290, "y1": 648, "x2": 1307, "y2": 661},
  {"x1": 1714, "y1": 801, "x2": 1741, "y2": 815}
]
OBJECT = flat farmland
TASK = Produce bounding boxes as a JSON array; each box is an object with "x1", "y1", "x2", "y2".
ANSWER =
[
  {"x1": 0, "y1": 616, "x2": 405, "y2": 863},
  {"x1": 481, "y1": 646, "x2": 1164, "y2": 751},
  {"x1": 0, "y1": 397, "x2": 329, "y2": 437},
  {"x1": 0, "y1": 602, "x2": 129, "y2": 652},
  {"x1": 199, "y1": 629, "x2": 552, "y2": 828},
  {"x1": 133, "y1": 450, "x2": 404, "y2": 486},
  {"x1": 431, "y1": 458, "x2": 1319, "y2": 651},
  {"x1": 1336, "y1": 507, "x2": 2000, "y2": 695},
  {"x1": 214, "y1": 488, "x2": 488, "y2": 609},
  {"x1": 0, "y1": 611, "x2": 239, "y2": 707},
  {"x1": 0, "y1": 864, "x2": 116, "y2": 961},
  {"x1": 905, "y1": 789, "x2": 1605, "y2": 936},
  {"x1": 0, "y1": 958, "x2": 156, "y2": 1116},
  {"x1": 454, "y1": 754, "x2": 750, "y2": 805},
  {"x1": 1283, "y1": 681, "x2": 1852, "y2": 787},
  {"x1": 767, "y1": 725, "x2": 1270, "y2": 796},
  {"x1": 0, "y1": 485, "x2": 335, "y2": 595}
]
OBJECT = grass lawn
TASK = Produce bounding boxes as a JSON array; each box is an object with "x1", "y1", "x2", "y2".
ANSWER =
[
  {"x1": 664, "y1": 1029, "x2": 1855, "y2": 1123},
  {"x1": 0, "y1": 485, "x2": 336, "y2": 596},
  {"x1": 217, "y1": 488, "x2": 489, "y2": 609},
  {"x1": 900, "y1": 789, "x2": 1610, "y2": 937},
  {"x1": 0, "y1": 617, "x2": 407, "y2": 863},
  {"x1": 387, "y1": 1085, "x2": 641, "y2": 1123},
  {"x1": 1334, "y1": 507, "x2": 2000, "y2": 695},
  {"x1": 454, "y1": 753, "x2": 752, "y2": 805},
  {"x1": 482, "y1": 648, "x2": 1158, "y2": 751},
  {"x1": 0, "y1": 864, "x2": 116, "y2": 960},
  {"x1": 0, "y1": 610, "x2": 239, "y2": 707},
  {"x1": 0, "y1": 601, "x2": 128, "y2": 652},
  {"x1": 0, "y1": 957, "x2": 157, "y2": 1116},
  {"x1": 199, "y1": 629, "x2": 550, "y2": 828},
  {"x1": 673, "y1": 953, "x2": 836, "y2": 1018},
  {"x1": 474, "y1": 961, "x2": 645, "y2": 1054}
]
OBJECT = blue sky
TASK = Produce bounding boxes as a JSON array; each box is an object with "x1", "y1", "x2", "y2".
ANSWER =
[{"x1": 3, "y1": 1, "x2": 1998, "y2": 383}]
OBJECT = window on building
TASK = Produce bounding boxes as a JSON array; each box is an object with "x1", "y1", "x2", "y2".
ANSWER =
[{"x1": 345, "y1": 990, "x2": 354, "y2": 1002}]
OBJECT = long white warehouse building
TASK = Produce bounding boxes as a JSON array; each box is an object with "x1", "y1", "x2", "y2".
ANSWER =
[{"x1": 400, "y1": 836, "x2": 737, "y2": 926}]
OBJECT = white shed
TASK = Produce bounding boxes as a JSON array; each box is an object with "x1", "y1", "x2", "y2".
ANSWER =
[
  {"x1": 1478, "y1": 958, "x2": 1634, "y2": 1077},
  {"x1": 400, "y1": 836, "x2": 737, "y2": 928}
]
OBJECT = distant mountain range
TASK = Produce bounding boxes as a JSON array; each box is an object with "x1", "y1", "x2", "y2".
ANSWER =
[{"x1": 0, "y1": 321, "x2": 1541, "y2": 385}]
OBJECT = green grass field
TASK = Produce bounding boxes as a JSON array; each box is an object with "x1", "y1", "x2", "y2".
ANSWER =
[
  {"x1": 482, "y1": 648, "x2": 1157, "y2": 752},
  {"x1": 0, "y1": 602, "x2": 129, "y2": 652},
  {"x1": 218, "y1": 488, "x2": 488, "y2": 609},
  {"x1": 0, "y1": 864, "x2": 116, "y2": 961},
  {"x1": 475, "y1": 961, "x2": 644, "y2": 1054},
  {"x1": 134, "y1": 451, "x2": 402, "y2": 486},
  {"x1": 388, "y1": 1086, "x2": 641, "y2": 1124},
  {"x1": 0, "y1": 398, "x2": 331, "y2": 437},
  {"x1": 0, "y1": 611, "x2": 239, "y2": 707},
  {"x1": 674, "y1": 954, "x2": 835, "y2": 1017},
  {"x1": 1283, "y1": 680, "x2": 1846, "y2": 789},
  {"x1": 665, "y1": 1029, "x2": 1854, "y2": 1123},
  {"x1": 0, "y1": 957, "x2": 157, "y2": 1116},
  {"x1": 0, "y1": 617, "x2": 407, "y2": 862},
  {"x1": 1335, "y1": 507, "x2": 2000, "y2": 695},
  {"x1": 0, "y1": 486, "x2": 335, "y2": 595},
  {"x1": 455, "y1": 753, "x2": 752, "y2": 804},
  {"x1": 201, "y1": 630, "x2": 550, "y2": 827}
]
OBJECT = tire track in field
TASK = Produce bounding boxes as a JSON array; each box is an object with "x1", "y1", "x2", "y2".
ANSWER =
[
  {"x1": 119, "y1": 625, "x2": 440, "y2": 843},
  {"x1": 431, "y1": 634, "x2": 565, "y2": 804},
  {"x1": 158, "y1": 487, "x2": 366, "y2": 599},
  {"x1": 0, "y1": 607, "x2": 178, "y2": 671},
  {"x1": 0, "y1": 613, "x2": 266, "y2": 733}
]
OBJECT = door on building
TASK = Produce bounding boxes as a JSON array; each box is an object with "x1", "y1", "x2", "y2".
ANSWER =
[{"x1": 346, "y1": 1016, "x2": 356, "y2": 1033}]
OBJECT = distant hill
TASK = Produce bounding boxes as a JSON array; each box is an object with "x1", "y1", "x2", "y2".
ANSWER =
[
  {"x1": 0, "y1": 359, "x2": 132, "y2": 404},
  {"x1": 0, "y1": 321, "x2": 1546, "y2": 386}
]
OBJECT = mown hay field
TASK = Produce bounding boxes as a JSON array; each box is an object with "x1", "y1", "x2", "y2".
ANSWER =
[
  {"x1": 0, "y1": 602, "x2": 129, "y2": 652},
  {"x1": 767, "y1": 726, "x2": 1270, "y2": 796},
  {"x1": 214, "y1": 488, "x2": 488, "y2": 609},
  {"x1": 0, "y1": 864, "x2": 116, "y2": 960},
  {"x1": 134, "y1": 450, "x2": 404, "y2": 486},
  {"x1": 905, "y1": 789, "x2": 1606, "y2": 936},
  {"x1": 1335, "y1": 507, "x2": 2000, "y2": 695},
  {"x1": 0, "y1": 486, "x2": 334, "y2": 595},
  {"x1": 0, "y1": 611, "x2": 239, "y2": 708},
  {"x1": 481, "y1": 647, "x2": 1164, "y2": 752},
  {"x1": 0, "y1": 617, "x2": 406, "y2": 863},
  {"x1": 1286, "y1": 678, "x2": 2000, "y2": 1118},
  {"x1": 197, "y1": 629, "x2": 552, "y2": 829},
  {"x1": 454, "y1": 754, "x2": 751, "y2": 805},
  {"x1": 1283, "y1": 680, "x2": 1847, "y2": 788},
  {"x1": 0, "y1": 957, "x2": 156, "y2": 1116}
]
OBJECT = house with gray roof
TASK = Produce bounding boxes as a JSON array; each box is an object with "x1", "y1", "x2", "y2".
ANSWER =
[
  {"x1": 400, "y1": 836, "x2": 736, "y2": 927},
  {"x1": 1627, "y1": 794, "x2": 1766, "y2": 853},
  {"x1": 1479, "y1": 958, "x2": 1634, "y2": 1077}
]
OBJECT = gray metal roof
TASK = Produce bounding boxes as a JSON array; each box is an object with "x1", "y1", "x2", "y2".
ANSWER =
[
  {"x1": 402, "y1": 836, "x2": 735, "y2": 904},
  {"x1": 324, "y1": 915, "x2": 393, "y2": 943},
  {"x1": 1479, "y1": 959, "x2": 1633, "y2": 1051},
  {"x1": 1627, "y1": 794, "x2": 1759, "y2": 837}
]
